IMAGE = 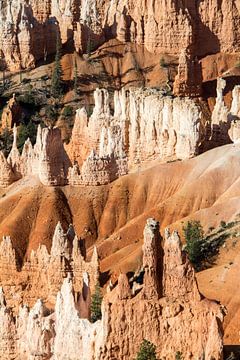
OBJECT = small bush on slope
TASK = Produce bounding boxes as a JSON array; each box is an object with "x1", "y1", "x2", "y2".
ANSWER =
[
  {"x1": 90, "y1": 282, "x2": 103, "y2": 323},
  {"x1": 136, "y1": 339, "x2": 157, "y2": 360}
]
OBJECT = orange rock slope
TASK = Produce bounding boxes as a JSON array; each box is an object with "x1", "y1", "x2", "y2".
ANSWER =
[{"x1": 1, "y1": 141, "x2": 240, "y2": 347}]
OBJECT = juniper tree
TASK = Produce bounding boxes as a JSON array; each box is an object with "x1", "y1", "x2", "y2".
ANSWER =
[
  {"x1": 90, "y1": 282, "x2": 103, "y2": 323},
  {"x1": 183, "y1": 220, "x2": 204, "y2": 270},
  {"x1": 51, "y1": 32, "x2": 63, "y2": 98},
  {"x1": 136, "y1": 339, "x2": 157, "y2": 360}
]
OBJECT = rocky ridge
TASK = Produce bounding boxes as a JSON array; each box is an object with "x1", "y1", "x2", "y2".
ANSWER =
[{"x1": 0, "y1": 218, "x2": 224, "y2": 359}]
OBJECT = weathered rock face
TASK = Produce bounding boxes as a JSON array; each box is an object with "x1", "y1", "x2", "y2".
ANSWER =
[
  {"x1": 1, "y1": 0, "x2": 240, "y2": 77},
  {"x1": 101, "y1": 220, "x2": 224, "y2": 360},
  {"x1": 0, "y1": 95, "x2": 22, "y2": 129},
  {"x1": 0, "y1": 152, "x2": 15, "y2": 187},
  {"x1": 210, "y1": 77, "x2": 240, "y2": 144},
  {"x1": 1, "y1": 124, "x2": 71, "y2": 187},
  {"x1": 173, "y1": 48, "x2": 202, "y2": 97},
  {"x1": 1, "y1": 80, "x2": 239, "y2": 188},
  {"x1": 68, "y1": 150, "x2": 128, "y2": 186},
  {"x1": 0, "y1": 87, "x2": 205, "y2": 188},
  {"x1": 0, "y1": 222, "x2": 99, "y2": 312},
  {"x1": 67, "y1": 87, "x2": 205, "y2": 175},
  {"x1": 0, "y1": 219, "x2": 224, "y2": 359}
]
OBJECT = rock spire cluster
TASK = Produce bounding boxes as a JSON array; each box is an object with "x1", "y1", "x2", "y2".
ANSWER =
[
  {"x1": 0, "y1": 87, "x2": 206, "y2": 188},
  {"x1": 0, "y1": 218, "x2": 224, "y2": 359}
]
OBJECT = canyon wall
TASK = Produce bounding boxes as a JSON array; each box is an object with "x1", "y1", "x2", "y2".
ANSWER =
[
  {"x1": 1, "y1": 0, "x2": 240, "y2": 73},
  {"x1": 0, "y1": 218, "x2": 224, "y2": 359},
  {"x1": 1, "y1": 81, "x2": 240, "y2": 188}
]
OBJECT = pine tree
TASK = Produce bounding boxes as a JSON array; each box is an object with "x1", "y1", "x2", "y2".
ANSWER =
[
  {"x1": 0, "y1": 127, "x2": 13, "y2": 157},
  {"x1": 90, "y1": 282, "x2": 103, "y2": 323},
  {"x1": 51, "y1": 32, "x2": 63, "y2": 98},
  {"x1": 136, "y1": 339, "x2": 157, "y2": 360},
  {"x1": 183, "y1": 220, "x2": 204, "y2": 270}
]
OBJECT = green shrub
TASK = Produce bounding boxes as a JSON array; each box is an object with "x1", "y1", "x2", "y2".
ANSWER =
[
  {"x1": 220, "y1": 220, "x2": 226, "y2": 228},
  {"x1": 0, "y1": 127, "x2": 13, "y2": 156},
  {"x1": 183, "y1": 220, "x2": 204, "y2": 270},
  {"x1": 44, "y1": 105, "x2": 58, "y2": 128},
  {"x1": 160, "y1": 57, "x2": 168, "y2": 68},
  {"x1": 51, "y1": 32, "x2": 64, "y2": 98},
  {"x1": 62, "y1": 106, "x2": 73, "y2": 118},
  {"x1": 175, "y1": 352, "x2": 183, "y2": 360},
  {"x1": 183, "y1": 220, "x2": 229, "y2": 271},
  {"x1": 17, "y1": 121, "x2": 37, "y2": 152},
  {"x1": 90, "y1": 282, "x2": 103, "y2": 323},
  {"x1": 136, "y1": 339, "x2": 157, "y2": 360}
]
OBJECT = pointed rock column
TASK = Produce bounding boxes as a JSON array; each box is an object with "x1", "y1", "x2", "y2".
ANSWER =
[
  {"x1": 48, "y1": 222, "x2": 72, "y2": 299},
  {"x1": 142, "y1": 218, "x2": 163, "y2": 299},
  {"x1": 163, "y1": 229, "x2": 200, "y2": 300},
  {"x1": 0, "y1": 152, "x2": 15, "y2": 187},
  {"x1": 7, "y1": 124, "x2": 21, "y2": 179},
  {"x1": 228, "y1": 85, "x2": 240, "y2": 143},
  {"x1": 117, "y1": 273, "x2": 131, "y2": 300},
  {"x1": 0, "y1": 287, "x2": 16, "y2": 359}
]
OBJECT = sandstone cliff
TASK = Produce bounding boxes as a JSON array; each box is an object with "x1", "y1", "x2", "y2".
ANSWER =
[
  {"x1": 1, "y1": 0, "x2": 240, "y2": 73},
  {"x1": 0, "y1": 218, "x2": 224, "y2": 359}
]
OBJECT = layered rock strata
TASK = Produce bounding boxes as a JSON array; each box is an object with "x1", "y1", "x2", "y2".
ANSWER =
[
  {"x1": 0, "y1": 222, "x2": 99, "y2": 312},
  {"x1": 0, "y1": 218, "x2": 224, "y2": 359}
]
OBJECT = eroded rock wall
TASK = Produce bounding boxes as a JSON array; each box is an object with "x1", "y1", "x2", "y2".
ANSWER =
[
  {"x1": 4, "y1": 124, "x2": 71, "y2": 186},
  {"x1": 210, "y1": 77, "x2": 240, "y2": 144},
  {"x1": 0, "y1": 219, "x2": 224, "y2": 360},
  {"x1": 0, "y1": 222, "x2": 99, "y2": 312},
  {"x1": 67, "y1": 87, "x2": 205, "y2": 174},
  {"x1": 1, "y1": 0, "x2": 240, "y2": 73},
  {"x1": 0, "y1": 87, "x2": 205, "y2": 187}
]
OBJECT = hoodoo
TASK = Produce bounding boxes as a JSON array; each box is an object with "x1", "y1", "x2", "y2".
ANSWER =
[{"x1": 1, "y1": 0, "x2": 240, "y2": 358}]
